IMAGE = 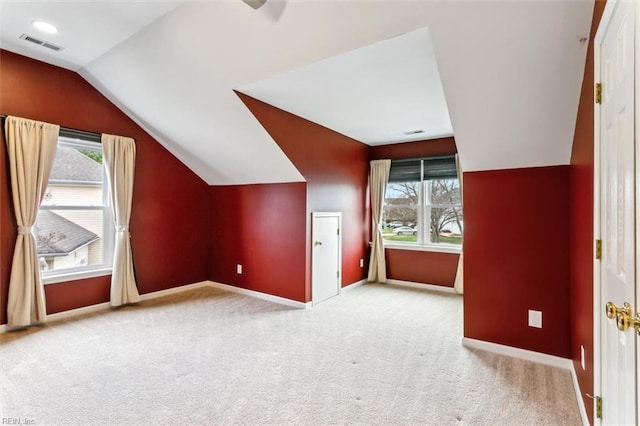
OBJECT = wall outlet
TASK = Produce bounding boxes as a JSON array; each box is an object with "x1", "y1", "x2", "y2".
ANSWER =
[
  {"x1": 360, "y1": 258, "x2": 364, "y2": 268},
  {"x1": 581, "y1": 345, "x2": 586, "y2": 370},
  {"x1": 236, "y1": 264, "x2": 242, "y2": 274},
  {"x1": 528, "y1": 310, "x2": 542, "y2": 328}
]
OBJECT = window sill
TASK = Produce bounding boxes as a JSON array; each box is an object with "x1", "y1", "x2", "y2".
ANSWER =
[
  {"x1": 383, "y1": 242, "x2": 461, "y2": 254},
  {"x1": 43, "y1": 267, "x2": 112, "y2": 285}
]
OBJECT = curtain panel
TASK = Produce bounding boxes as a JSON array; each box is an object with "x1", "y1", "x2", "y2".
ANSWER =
[
  {"x1": 454, "y1": 153, "x2": 464, "y2": 294},
  {"x1": 367, "y1": 159, "x2": 391, "y2": 283},
  {"x1": 4, "y1": 116, "x2": 60, "y2": 327},
  {"x1": 102, "y1": 134, "x2": 139, "y2": 306}
]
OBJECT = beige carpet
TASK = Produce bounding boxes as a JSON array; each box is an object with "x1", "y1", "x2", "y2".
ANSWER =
[{"x1": 0, "y1": 283, "x2": 581, "y2": 425}]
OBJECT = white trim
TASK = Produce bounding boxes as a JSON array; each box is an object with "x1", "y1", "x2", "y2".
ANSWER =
[
  {"x1": 595, "y1": 0, "x2": 617, "y2": 43},
  {"x1": 46, "y1": 301, "x2": 110, "y2": 322},
  {"x1": 636, "y1": 3, "x2": 640, "y2": 422},
  {"x1": 342, "y1": 279, "x2": 366, "y2": 292},
  {"x1": 570, "y1": 361, "x2": 590, "y2": 426},
  {"x1": 208, "y1": 281, "x2": 311, "y2": 309},
  {"x1": 138, "y1": 281, "x2": 211, "y2": 301},
  {"x1": 461, "y1": 337, "x2": 572, "y2": 370},
  {"x1": 43, "y1": 267, "x2": 112, "y2": 285},
  {"x1": 0, "y1": 280, "x2": 312, "y2": 333},
  {"x1": 593, "y1": 5, "x2": 606, "y2": 422},
  {"x1": 386, "y1": 278, "x2": 457, "y2": 294},
  {"x1": 384, "y1": 242, "x2": 461, "y2": 254},
  {"x1": 0, "y1": 281, "x2": 212, "y2": 333},
  {"x1": 1, "y1": 301, "x2": 114, "y2": 333}
]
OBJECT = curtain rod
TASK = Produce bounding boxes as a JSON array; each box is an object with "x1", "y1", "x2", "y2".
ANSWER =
[{"x1": 1, "y1": 114, "x2": 103, "y2": 144}]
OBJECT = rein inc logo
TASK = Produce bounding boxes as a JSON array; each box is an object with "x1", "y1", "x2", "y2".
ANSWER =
[{"x1": 1, "y1": 419, "x2": 35, "y2": 425}]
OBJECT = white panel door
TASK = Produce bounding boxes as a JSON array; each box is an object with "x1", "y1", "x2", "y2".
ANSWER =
[
  {"x1": 312, "y1": 213, "x2": 341, "y2": 305},
  {"x1": 597, "y1": 1, "x2": 637, "y2": 424}
]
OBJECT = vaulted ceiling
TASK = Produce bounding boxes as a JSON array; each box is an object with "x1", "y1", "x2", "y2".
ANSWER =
[{"x1": 0, "y1": 1, "x2": 594, "y2": 185}]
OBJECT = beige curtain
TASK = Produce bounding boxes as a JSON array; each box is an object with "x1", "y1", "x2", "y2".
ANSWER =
[
  {"x1": 5, "y1": 116, "x2": 60, "y2": 327},
  {"x1": 454, "y1": 153, "x2": 464, "y2": 294},
  {"x1": 367, "y1": 159, "x2": 391, "y2": 283},
  {"x1": 102, "y1": 134, "x2": 139, "y2": 306}
]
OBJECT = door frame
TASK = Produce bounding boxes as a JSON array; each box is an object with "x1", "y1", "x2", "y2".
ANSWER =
[
  {"x1": 593, "y1": 1, "x2": 639, "y2": 424},
  {"x1": 636, "y1": 1, "x2": 640, "y2": 407},
  {"x1": 311, "y1": 212, "x2": 342, "y2": 305}
]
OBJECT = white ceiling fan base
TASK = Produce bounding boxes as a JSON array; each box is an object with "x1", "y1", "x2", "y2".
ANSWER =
[{"x1": 242, "y1": 0, "x2": 267, "y2": 10}]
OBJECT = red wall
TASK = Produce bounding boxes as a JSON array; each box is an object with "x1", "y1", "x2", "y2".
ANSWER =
[
  {"x1": 236, "y1": 93, "x2": 370, "y2": 301},
  {"x1": 209, "y1": 183, "x2": 307, "y2": 301},
  {"x1": 0, "y1": 50, "x2": 211, "y2": 322},
  {"x1": 370, "y1": 137, "x2": 460, "y2": 287},
  {"x1": 385, "y1": 249, "x2": 458, "y2": 286},
  {"x1": 569, "y1": 1, "x2": 607, "y2": 423},
  {"x1": 369, "y1": 137, "x2": 457, "y2": 160},
  {"x1": 464, "y1": 166, "x2": 571, "y2": 358}
]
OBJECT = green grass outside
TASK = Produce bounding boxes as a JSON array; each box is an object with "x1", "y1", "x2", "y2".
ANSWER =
[
  {"x1": 384, "y1": 234, "x2": 417, "y2": 242},
  {"x1": 382, "y1": 229, "x2": 461, "y2": 245},
  {"x1": 439, "y1": 235, "x2": 462, "y2": 245}
]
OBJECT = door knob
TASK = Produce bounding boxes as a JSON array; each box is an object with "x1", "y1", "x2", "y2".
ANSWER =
[
  {"x1": 615, "y1": 304, "x2": 640, "y2": 336},
  {"x1": 607, "y1": 301, "x2": 640, "y2": 335},
  {"x1": 605, "y1": 301, "x2": 631, "y2": 319},
  {"x1": 314, "y1": 241, "x2": 323, "y2": 246}
]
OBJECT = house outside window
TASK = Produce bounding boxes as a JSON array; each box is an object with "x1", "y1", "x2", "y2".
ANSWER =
[
  {"x1": 382, "y1": 155, "x2": 462, "y2": 248},
  {"x1": 37, "y1": 136, "x2": 113, "y2": 282}
]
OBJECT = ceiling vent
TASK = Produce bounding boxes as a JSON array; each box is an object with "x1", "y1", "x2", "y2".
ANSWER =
[
  {"x1": 403, "y1": 129, "x2": 425, "y2": 135},
  {"x1": 19, "y1": 34, "x2": 63, "y2": 52}
]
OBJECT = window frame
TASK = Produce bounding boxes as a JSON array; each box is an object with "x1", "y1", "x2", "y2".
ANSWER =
[
  {"x1": 39, "y1": 136, "x2": 114, "y2": 284},
  {"x1": 383, "y1": 156, "x2": 462, "y2": 253}
]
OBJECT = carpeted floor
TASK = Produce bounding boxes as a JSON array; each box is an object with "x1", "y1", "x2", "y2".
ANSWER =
[{"x1": 0, "y1": 283, "x2": 581, "y2": 425}]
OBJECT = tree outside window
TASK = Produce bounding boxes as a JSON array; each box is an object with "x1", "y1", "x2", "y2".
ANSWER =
[{"x1": 382, "y1": 156, "x2": 462, "y2": 246}]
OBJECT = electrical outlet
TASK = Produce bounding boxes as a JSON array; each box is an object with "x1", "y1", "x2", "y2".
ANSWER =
[
  {"x1": 528, "y1": 310, "x2": 542, "y2": 328},
  {"x1": 581, "y1": 345, "x2": 586, "y2": 370},
  {"x1": 236, "y1": 264, "x2": 242, "y2": 274},
  {"x1": 359, "y1": 258, "x2": 364, "y2": 268}
]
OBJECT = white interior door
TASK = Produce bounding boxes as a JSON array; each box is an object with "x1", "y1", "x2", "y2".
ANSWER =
[
  {"x1": 312, "y1": 213, "x2": 341, "y2": 305},
  {"x1": 596, "y1": 1, "x2": 637, "y2": 424}
]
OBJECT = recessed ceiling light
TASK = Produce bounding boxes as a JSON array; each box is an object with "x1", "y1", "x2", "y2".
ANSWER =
[{"x1": 32, "y1": 21, "x2": 58, "y2": 35}]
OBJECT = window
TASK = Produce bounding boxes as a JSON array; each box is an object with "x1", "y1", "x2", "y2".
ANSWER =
[
  {"x1": 382, "y1": 156, "x2": 462, "y2": 248},
  {"x1": 37, "y1": 136, "x2": 113, "y2": 282}
]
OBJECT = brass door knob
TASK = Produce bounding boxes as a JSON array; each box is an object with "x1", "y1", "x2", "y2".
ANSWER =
[
  {"x1": 616, "y1": 310, "x2": 640, "y2": 336},
  {"x1": 607, "y1": 302, "x2": 640, "y2": 335},
  {"x1": 314, "y1": 241, "x2": 323, "y2": 246},
  {"x1": 606, "y1": 301, "x2": 631, "y2": 319}
]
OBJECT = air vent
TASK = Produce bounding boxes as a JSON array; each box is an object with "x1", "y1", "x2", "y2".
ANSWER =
[
  {"x1": 403, "y1": 129, "x2": 425, "y2": 135},
  {"x1": 19, "y1": 34, "x2": 63, "y2": 51}
]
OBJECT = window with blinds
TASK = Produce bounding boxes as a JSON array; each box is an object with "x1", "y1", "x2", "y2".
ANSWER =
[{"x1": 383, "y1": 155, "x2": 462, "y2": 246}]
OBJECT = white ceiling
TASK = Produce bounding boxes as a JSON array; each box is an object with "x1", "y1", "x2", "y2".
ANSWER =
[
  {"x1": 0, "y1": 1, "x2": 594, "y2": 185},
  {"x1": 237, "y1": 27, "x2": 453, "y2": 145},
  {"x1": 0, "y1": 1, "x2": 184, "y2": 71}
]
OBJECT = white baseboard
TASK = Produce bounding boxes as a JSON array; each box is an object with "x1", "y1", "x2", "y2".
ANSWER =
[
  {"x1": 0, "y1": 301, "x2": 115, "y2": 333},
  {"x1": 48, "y1": 281, "x2": 212, "y2": 324},
  {"x1": 138, "y1": 281, "x2": 211, "y2": 301},
  {"x1": 208, "y1": 281, "x2": 311, "y2": 309},
  {"x1": 46, "y1": 301, "x2": 112, "y2": 324},
  {"x1": 462, "y1": 337, "x2": 588, "y2": 423},
  {"x1": 386, "y1": 279, "x2": 457, "y2": 294},
  {"x1": 569, "y1": 361, "x2": 590, "y2": 426},
  {"x1": 2, "y1": 278, "x2": 355, "y2": 332},
  {"x1": 0, "y1": 281, "x2": 213, "y2": 333},
  {"x1": 342, "y1": 279, "x2": 366, "y2": 292},
  {"x1": 461, "y1": 337, "x2": 573, "y2": 370}
]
